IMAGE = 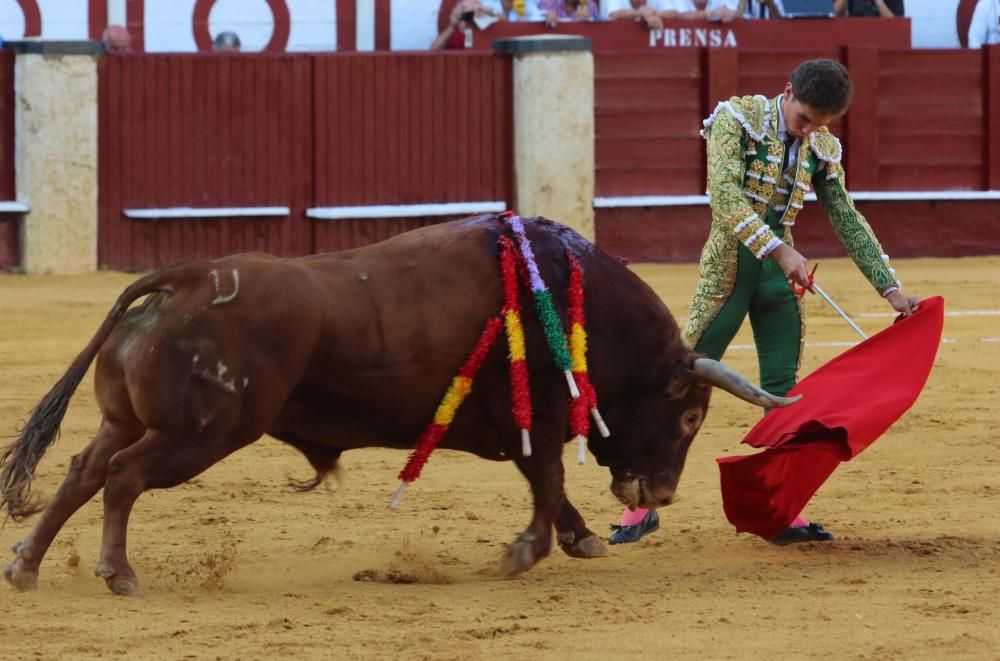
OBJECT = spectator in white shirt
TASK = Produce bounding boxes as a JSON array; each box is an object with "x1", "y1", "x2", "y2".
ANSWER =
[
  {"x1": 604, "y1": 0, "x2": 678, "y2": 28},
  {"x1": 481, "y1": 0, "x2": 545, "y2": 20},
  {"x1": 662, "y1": 0, "x2": 744, "y2": 23},
  {"x1": 968, "y1": 0, "x2": 1000, "y2": 48}
]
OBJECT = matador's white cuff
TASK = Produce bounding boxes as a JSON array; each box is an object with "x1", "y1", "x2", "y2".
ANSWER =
[{"x1": 758, "y1": 237, "x2": 783, "y2": 259}]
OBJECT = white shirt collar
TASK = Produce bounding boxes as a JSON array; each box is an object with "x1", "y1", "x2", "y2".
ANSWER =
[{"x1": 777, "y1": 94, "x2": 790, "y2": 142}]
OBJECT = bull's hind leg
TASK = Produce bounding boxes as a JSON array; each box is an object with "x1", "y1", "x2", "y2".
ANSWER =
[
  {"x1": 555, "y1": 497, "x2": 608, "y2": 559},
  {"x1": 95, "y1": 428, "x2": 246, "y2": 596},
  {"x1": 4, "y1": 420, "x2": 140, "y2": 592}
]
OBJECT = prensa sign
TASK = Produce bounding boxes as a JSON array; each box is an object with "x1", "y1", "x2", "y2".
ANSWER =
[{"x1": 648, "y1": 27, "x2": 738, "y2": 48}]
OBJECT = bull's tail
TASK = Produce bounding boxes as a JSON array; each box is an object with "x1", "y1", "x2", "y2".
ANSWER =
[{"x1": 0, "y1": 266, "x2": 186, "y2": 523}]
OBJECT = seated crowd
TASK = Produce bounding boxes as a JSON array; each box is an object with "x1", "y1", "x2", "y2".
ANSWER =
[{"x1": 433, "y1": 0, "x2": 905, "y2": 49}]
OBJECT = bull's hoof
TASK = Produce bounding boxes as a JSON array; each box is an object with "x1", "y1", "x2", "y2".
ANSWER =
[
  {"x1": 95, "y1": 563, "x2": 140, "y2": 597},
  {"x1": 496, "y1": 532, "x2": 540, "y2": 579},
  {"x1": 3, "y1": 562, "x2": 39, "y2": 592},
  {"x1": 104, "y1": 575, "x2": 140, "y2": 597},
  {"x1": 10, "y1": 540, "x2": 23, "y2": 554},
  {"x1": 560, "y1": 534, "x2": 608, "y2": 559}
]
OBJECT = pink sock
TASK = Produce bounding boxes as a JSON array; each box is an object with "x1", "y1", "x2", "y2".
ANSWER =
[
  {"x1": 791, "y1": 515, "x2": 809, "y2": 528},
  {"x1": 620, "y1": 507, "x2": 650, "y2": 526}
]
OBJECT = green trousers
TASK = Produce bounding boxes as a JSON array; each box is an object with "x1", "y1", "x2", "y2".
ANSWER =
[{"x1": 691, "y1": 243, "x2": 802, "y2": 398}]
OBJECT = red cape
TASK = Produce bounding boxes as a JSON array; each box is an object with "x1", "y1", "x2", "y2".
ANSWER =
[{"x1": 717, "y1": 295, "x2": 945, "y2": 540}]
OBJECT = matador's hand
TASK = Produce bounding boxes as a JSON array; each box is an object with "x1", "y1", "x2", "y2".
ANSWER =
[
  {"x1": 885, "y1": 290, "x2": 920, "y2": 317},
  {"x1": 771, "y1": 243, "x2": 811, "y2": 289}
]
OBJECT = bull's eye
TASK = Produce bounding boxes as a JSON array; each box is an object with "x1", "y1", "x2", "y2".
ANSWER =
[{"x1": 681, "y1": 410, "x2": 703, "y2": 433}]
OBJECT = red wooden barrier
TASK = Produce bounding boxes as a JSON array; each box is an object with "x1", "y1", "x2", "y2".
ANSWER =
[
  {"x1": 98, "y1": 53, "x2": 513, "y2": 269},
  {"x1": 876, "y1": 49, "x2": 984, "y2": 191},
  {"x1": 91, "y1": 46, "x2": 1000, "y2": 269},
  {"x1": 99, "y1": 54, "x2": 314, "y2": 270},
  {"x1": 0, "y1": 50, "x2": 13, "y2": 201},
  {"x1": 595, "y1": 51, "x2": 703, "y2": 197},
  {"x1": 844, "y1": 45, "x2": 878, "y2": 191},
  {"x1": 595, "y1": 47, "x2": 1000, "y2": 262},
  {"x1": 0, "y1": 49, "x2": 17, "y2": 270},
  {"x1": 985, "y1": 45, "x2": 1000, "y2": 191},
  {"x1": 313, "y1": 53, "x2": 511, "y2": 207},
  {"x1": 596, "y1": 46, "x2": 991, "y2": 199},
  {"x1": 312, "y1": 52, "x2": 512, "y2": 253},
  {"x1": 0, "y1": 221, "x2": 15, "y2": 270}
]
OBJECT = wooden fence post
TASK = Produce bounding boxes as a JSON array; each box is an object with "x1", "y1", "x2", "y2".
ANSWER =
[
  {"x1": 10, "y1": 40, "x2": 101, "y2": 274},
  {"x1": 495, "y1": 35, "x2": 594, "y2": 241}
]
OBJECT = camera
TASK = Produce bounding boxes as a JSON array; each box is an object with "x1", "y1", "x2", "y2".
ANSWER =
[{"x1": 461, "y1": 10, "x2": 475, "y2": 21}]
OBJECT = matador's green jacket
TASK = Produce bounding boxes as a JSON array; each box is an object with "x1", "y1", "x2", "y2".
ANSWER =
[{"x1": 684, "y1": 94, "x2": 902, "y2": 350}]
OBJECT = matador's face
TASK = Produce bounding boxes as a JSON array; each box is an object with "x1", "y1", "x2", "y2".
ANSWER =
[{"x1": 780, "y1": 83, "x2": 842, "y2": 140}]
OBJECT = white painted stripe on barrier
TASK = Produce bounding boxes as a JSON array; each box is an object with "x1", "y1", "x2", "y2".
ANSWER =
[
  {"x1": 594, "y1": 190, "x2": 1000, "y2": 208},
  {"x1": 594, "y1": 195, "x2": 709, "y2": 208},
  {"x1": 124, "y1": 207, "x2": 290, "y2": 219},
  {"x1": 0, "y1": 201, "x2": 29, "y2": 213},
  {"x1": 307, "y1": 202, "x2": 506, "y2": 220}
]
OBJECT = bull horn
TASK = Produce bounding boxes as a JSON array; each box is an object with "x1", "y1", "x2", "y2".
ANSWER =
[{"x1": 691, "y1": 358, "x2": 801, "y2": 408}]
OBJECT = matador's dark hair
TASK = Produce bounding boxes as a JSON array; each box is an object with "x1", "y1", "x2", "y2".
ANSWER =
[{"x1": 790, "y1": 59, "x2": 854, "y2": 116}]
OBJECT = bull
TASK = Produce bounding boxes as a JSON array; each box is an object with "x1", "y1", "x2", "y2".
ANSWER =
[{"x1": 1, "y1": 215, "x2": 795, "y2": 595}]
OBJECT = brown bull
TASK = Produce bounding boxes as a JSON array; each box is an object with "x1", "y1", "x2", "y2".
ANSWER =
[{"x1": 1, "y1": 215, "x2": 795, "y2": 595}]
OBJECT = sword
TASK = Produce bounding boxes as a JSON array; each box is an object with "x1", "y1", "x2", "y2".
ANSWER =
[
  {"x1": 810, "y1": 282, "x2": 868, "y2": 341},
  {"x1": 792, "y1": 264, "x2": 869, "y2": 341}
]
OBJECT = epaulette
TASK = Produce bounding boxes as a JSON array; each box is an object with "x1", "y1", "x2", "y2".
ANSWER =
[
  {"x1": 808, "y1": 127, "x2": 843, "y2": 165},
  {"x1": 701, "y1": 95, "x2": 770, "y2": 142}
]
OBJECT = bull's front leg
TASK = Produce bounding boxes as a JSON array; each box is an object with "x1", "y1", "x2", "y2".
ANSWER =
[
  {"x1": 497, "y1": 440, "x2": 564, "y2": 579},
  {"x1": 555, "y1": 497, "x2": 608, "y2": 559}
]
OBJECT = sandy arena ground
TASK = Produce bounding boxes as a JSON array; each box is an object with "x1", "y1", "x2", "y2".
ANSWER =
[{"x1": 0, "y1": 256, "x2": 998, "y2": 660}]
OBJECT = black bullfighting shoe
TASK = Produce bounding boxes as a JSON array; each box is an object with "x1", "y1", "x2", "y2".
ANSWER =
[
  {"x1": 608, "y1": 509, "x2": 660, "y2": 545},
  {"x1": 768, "y1": 522, "x2": 835, "y2": 546}
]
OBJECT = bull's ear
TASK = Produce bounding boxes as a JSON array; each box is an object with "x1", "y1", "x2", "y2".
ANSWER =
[{"x1": 663, "y1": 357, "x2": 696, "y2": 400}]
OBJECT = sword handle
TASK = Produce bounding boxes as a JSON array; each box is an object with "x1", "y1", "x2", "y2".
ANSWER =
[{"x1": 790, "y1": 263, "x2": 819, "y2": 298}]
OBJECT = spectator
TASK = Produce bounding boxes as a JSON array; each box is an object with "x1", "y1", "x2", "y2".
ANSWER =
[
  {"x1": 432, "y1": 0, "x2": 501, "y2": 49},
  {"x1": 606, "y1": 0, "x2": 679, "y2": 27},
  {"x1": 102, "y1": 24, "x2": 132, "y2": 53},
  {"x1": 744, "y1": 0, "x2": 783, "y2": 18},
  {"x1": 539, "y1": 0, "x2": 599, "y2": 27},
  {"x1": 833, "y1": 0, "x2": 902, "y2": 17},
  {"x1": 212, "y1": 30, "x2": 242, "y2": 52},
  {"x1": 481, "y1": 0, "x2": 545, "y2": 20},
  {"x1": 664, "y1": 0, "x2": 744, "y2": 23},
  {"x1": 605, "y1": 0, "x2": 677, "y2": 28},
  {"x1": 968, "y1": 0, "x2": 1000, "y2": 48}
]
